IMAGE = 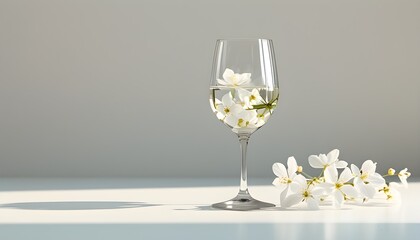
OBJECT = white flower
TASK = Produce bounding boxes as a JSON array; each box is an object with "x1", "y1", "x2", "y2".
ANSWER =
[
  {"x1": 215, "y1": 92, "x2": 237, "y2": 120},
  {"x1": 255, "y1": 109, "x2": 270, "y2": 127},
  {"x1": 224, "y1": 107, "x2": 258, "y2": 128},
  {"x1": 351, "y1": 160, "x2": 385, "y2": 199},
  {"x1": 308, "y1": 149, "x2": 348, "y2": 170},
  {"x1": 322, "y1": 167, "x2": 358, "y2": 208},
  {"x1": 272, "y1": 157, "x2": 298, "y2": 204},
  {"x1": 398, "y1": 168, "x2": 411, "y2": 188},
  {"x1": 217, "y1": 68, "x2": 251, "y2": 87},
  {"x1": 212, "y1": 98, "x2": 225, "y2": 120},
  {"x1": 237, "y1": 88, "x2": 263, "y2": 109},
  {"x1": 282, "y1": 175, "x2": 324, "y2": 209}
]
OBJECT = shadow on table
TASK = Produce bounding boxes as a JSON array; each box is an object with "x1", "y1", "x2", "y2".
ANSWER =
[{"x1": 0, "y1": 201, "x2": 158, "y2": 210}]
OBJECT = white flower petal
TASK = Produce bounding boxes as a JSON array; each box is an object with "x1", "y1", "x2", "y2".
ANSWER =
[
  {"x1": 311, "y1": 186, "x2": 325, "y2": 196},
  {"x1": 282, "y1": 194, "x2": 303, "y2": 208},
  {"x1": 230, "y1": 104, "x2": 245, "y2": 115},
  {"x1": 224, "y1": 115, "x2": 237, "y2": 127},
  {"x1": 361, "y1": 160, "x2": 376, "y2": 175},
  {"x1": 287, "y1": 156, "x2": 298, "y2": 178},
  {"x1": 308, "y1": 155, "x2": 324, "y2": 168},
  {"x1": 333, "y1": 190, "x2": 344, "y2": 209},
  {"x1": 293, "y1": 175, "x2": 308, "y2": 189},
  {"x1": 289, "y1": 182, "x2": 301, "y2": 193},
  {"x1": 272, "y1": 163, "x2": 287, "y2": 177},
  {"x1": 237, "y1": 73, "x2": 251, "y2": 85},
  {"x1": 351, "y1": 164, "x2": 360, "y2": 176},
  {"x1": 317, "y1": 182, "x2": 334, "y2": 195},
  {"x1": 335, "y1": 160, "x2": 348, "y2": 169},
  {"x1": 217, "y1": 79, "x2": 228, "y2": 85},
  {"x1": 324, "y1": 166, "x2": 338, "y2": 183},
  {"x1": 398, "y1": 168, "x2": 410, "y2": 188},
  {"x1": 306, "y1": 197, "x2": 319, "y2": 210},
  {"x1": 338, "y1": 167, "x2": 353, "y2": 183},
  {"x1": 368, "y1": 173, "x2": 386, "y2": 186},
  {"x1": 222, "y1": 68, "x2": 235, "y2": 81},
  {"x1": 355, "y1": 177, "x2": 376, "y2": 199},
  {"x1": 237, "y1": 88, "x2": 251, "y2": 102},
  {"x1": 272, "y1": 179, "x2": 288, "y2": 193},
  {"x1": 399, "y1": 176, "x2": 408, "y2": 188},
  {"x1": 340, "y1": 185, "x2": 358, "y2": 198},
  {"x1": 221, "y1": 92, "x2": 234, "y2": 107},
  {"x1": 327, "y1": 149, "x2": 340, "y2": 163},
  {"x1": 280, "y1": 185, "x2": 289, "y2": 204}
]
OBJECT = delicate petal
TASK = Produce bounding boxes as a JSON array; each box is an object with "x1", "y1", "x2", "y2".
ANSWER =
[
  {"x1": 333, "y1": 190, "x2": 344, "y2": 208},
  {"x1": 237, "y1": 73, "x2": 251, "y2": 85},
  {"x1": 221, "y1": 92, "x2": 234, "y2": 107},
  {"x1": 361, "y1": 160, "x2": 376, "y2": 175},
  {"x1": 280, "y1": 185, "x2": 289, "y2": 204},
  {"x1": 222, "y1": 68, "x2": 234, "y2": 81},
  {"x1": 319, "y1": 154, "x2": 328, "y2": 165},
  {"x1": 398, "y1": 168, "x2": 410, "y2": 188},
  {"x1": 306, "y1": 197, "x2": 319, "y2": 210},
  {"x1": 341, "y1": 185, "x2": 358, "y2": 198},
  {"x1": 351, "y1": 164, "x2": 360, "y2": 176},
  {"x1": 324, "y1": 166, "x2": 338, "y2": 183},
  {"x1": 355, "y1": 177, "x2": 376, "y2": 199},
  {"x1": 317, "y1": 182, "x2": 334, "y2": 195},
  {"x1": 224, "y1": 115, "x2": 237, "y2": 127},
  {"x1": 335, "y1": 160, "x2": 348, "y2": 168},
  {"x1": 399, "y1": 176, "x2": 408, "y2": 188},
  {"x1": 308, "y1": 155, "x2": 324, "y2": 168},
  {"x1": 217, "y1": 79, "x2": 228, "y2": 85},
  {"x1": 327, "y1": 149, "x2": 340, "y2": 163},
  {"x1": 236, "y1": 88, "x2": 251, "y2": 102},
  {"x1": 215, "y1": 104, "x2": 225, "y2": 114},
  {"x1": 287, "y1": 156, "x2": 298, "y2": 178},
  {"x1": 272, "y1": 178, "x2": 288, "y2": 193},
  {"x1": 289, "y1": 182, "x2": 301, "y2": 193},
  {"x1": 282, "y1": 194, "x2": 303, "y2": 208},
  {"x1": 368, "y1": 173, "x2": 386, "y2": 186},
  {"x1": 338, "y1": 167, "x2": 353, "y2": 183},
  {"x1": 230, "y1": 104, "x2": 244, "y2": 115},
  {"x1": 272, "y1": 163, "x2": 287, "y2": 177},
  {"x1": 311, "y1": 186, "x2": 325, "y2": 196},
  {"x1": 293, "y1": 175, "x2": 308, "y2": 189}
]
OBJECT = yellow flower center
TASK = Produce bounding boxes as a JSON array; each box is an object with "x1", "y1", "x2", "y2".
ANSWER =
[
  {"x1": 278, "y1": 177, "x2": 292, "y2": 184},
  {"x1": 303, "y1": 190, "x2": 310, "y2": 198},
  {"x1": 224, "y1": 107, "x2": 230, "y2": 114},
  {"x1": 360, "y1": 173, "x2": 368, "y2": 181},
  {"x1": 335, "y1": 183, "x2": 343, "y2": 189}
]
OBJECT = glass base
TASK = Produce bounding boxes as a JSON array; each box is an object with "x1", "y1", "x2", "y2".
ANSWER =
[{"x1": 211, "y1": 191, "x2": 275, "y2": 211}]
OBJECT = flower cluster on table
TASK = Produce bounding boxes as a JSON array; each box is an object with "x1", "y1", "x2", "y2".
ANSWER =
[
  {"x1": 272, "y1": 149, "x2": 411, "y2": 209},
  {"x1": 211, "y1": 68, "x2": 277, "y2": 129}
]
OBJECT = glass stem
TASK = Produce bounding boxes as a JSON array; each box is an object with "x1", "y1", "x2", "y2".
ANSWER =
[{"x1": 238, "y1": 134, "x2": 250, "y2": 193}]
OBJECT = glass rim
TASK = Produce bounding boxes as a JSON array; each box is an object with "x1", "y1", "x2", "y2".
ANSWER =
[{"x1": 216, "y1": 38, "x2": 273, "y2": 42}]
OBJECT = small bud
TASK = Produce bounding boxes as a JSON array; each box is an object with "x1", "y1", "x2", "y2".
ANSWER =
[
  {"x1": 297, "y1": 166, "x2": 303, "y2": 173},
  {"x1": 388, "y1": 168, "x2": 395, "y2": 176}
]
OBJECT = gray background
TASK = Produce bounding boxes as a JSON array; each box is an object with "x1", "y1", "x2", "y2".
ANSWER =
[{"x1": 0, "y1": 0, "x2": 419, "y2": 178}]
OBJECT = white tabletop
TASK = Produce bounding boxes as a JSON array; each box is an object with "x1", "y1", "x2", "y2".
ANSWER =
[{"x1": 0, "y1": 178, "x2": 418, "y2": 240}]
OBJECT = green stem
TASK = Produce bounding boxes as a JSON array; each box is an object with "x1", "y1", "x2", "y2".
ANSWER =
[{"x1": 301, "y1": 172, "x2": 313, "y2": 179}]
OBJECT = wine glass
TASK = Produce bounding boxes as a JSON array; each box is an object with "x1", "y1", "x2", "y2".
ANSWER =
[{"x1": 209, "y1": 39, "x2": 279, "y2": 211}]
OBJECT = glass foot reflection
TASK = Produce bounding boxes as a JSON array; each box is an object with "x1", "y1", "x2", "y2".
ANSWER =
[{"x1": 212, "y1": 191, "x2": 275, "y2": 211}]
